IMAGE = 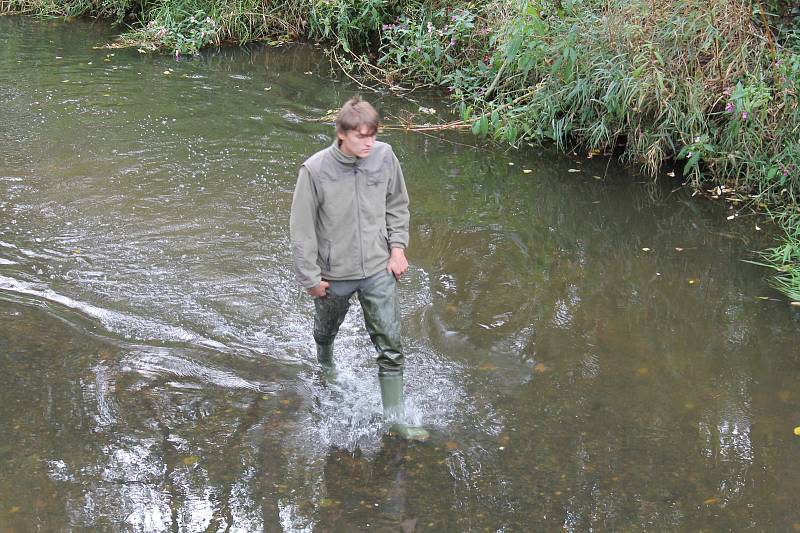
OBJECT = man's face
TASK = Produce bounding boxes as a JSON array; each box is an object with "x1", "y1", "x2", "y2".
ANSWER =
[{"x1": 337, "y1": 125, "x2": 376, "y2": 158}]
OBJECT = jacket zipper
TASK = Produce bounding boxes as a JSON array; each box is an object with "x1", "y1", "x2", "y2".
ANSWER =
[{"x1": 353, "y1": 164, "x2": 365, "y2": 277}]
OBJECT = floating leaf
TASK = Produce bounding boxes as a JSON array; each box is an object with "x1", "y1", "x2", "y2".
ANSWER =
[
  {"x1": 533, "y1": 362, "x2": 548, "y2": 374},
  {"x1": 704, "y1": 497, "x2": 720, "y2": 505},
  {"x1": 637, "y1": 367, "x2": 649, "y2": 376},
  {"x1": 478, "y1": 362, "x2": 497, "y2": 371},
  {"x1": 726, "y1": 214, "x2": 736, "y2": 220},
  {"x1": 567, "y1": 168, "x2": 581, "y2": 173},
  {"x1": 182, "y1": 455, "x2": 199, "y2": 465},
  {"x1": 642, "y1": 247, "x2": 651, "y2": 252},
  {"x1": 688, "y1": 278, "x2": 700, "y2": 285},
  {"x1": 675, "y1": 247, "x2": 684, "y2": 252},
  {"x1": 791, "y1": 301, "x2": 800, "y2": 307},
  {"x1": 445, "y1": 441, "x2": 458, "y2": 450},
  {"x1": 794, "y1": 426, "x2": 800, "y2": 436},
  {"x1": 523, "y1": 169, "x2": 532, "y2": 173}
]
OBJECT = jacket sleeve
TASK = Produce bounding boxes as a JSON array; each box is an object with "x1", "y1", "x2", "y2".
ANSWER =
[
  {"x1": 290, "y1": 165, "x2": 322, "y2": 289},
  {"x1": 385, "y1": 151, "x2": 410, "y2": 249}
]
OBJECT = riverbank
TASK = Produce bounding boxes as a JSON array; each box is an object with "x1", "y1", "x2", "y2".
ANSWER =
[{"x1": 3, "y1": 0, "x2": 799, "y2": 299}]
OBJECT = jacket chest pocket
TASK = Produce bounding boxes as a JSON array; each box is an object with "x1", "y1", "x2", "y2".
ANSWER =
[{"x1": 365, "y1": 171, "x2": 386, "y2": 188}]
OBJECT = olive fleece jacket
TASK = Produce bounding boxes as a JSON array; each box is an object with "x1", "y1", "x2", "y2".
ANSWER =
[{"x1": 290, "y1": 140, "x2": 410, "y2": 289}]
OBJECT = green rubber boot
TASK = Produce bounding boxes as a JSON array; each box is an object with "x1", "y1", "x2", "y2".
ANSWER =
[
  {"x1": 316, "y1": 343, "x2": 337, "y2": 381},
  {"x1": 379, "y1": 373, "x2": 429, "y2": 441}
]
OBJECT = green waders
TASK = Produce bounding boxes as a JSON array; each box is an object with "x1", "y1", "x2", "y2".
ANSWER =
[{"x1": 313, "y1": 270, "x2": 429, "y2": 441}]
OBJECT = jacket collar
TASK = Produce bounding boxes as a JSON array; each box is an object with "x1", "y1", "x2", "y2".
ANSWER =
[{"x1": 329, "y1": 139, "x2": 359, "y2": 165}]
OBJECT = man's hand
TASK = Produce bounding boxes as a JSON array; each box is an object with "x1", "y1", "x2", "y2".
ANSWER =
[
  {"x1": 307, "y1": 280, "x2": 330, "y2": 298},
  {"x1": 386, "y1": 247, "x2": 408, "y2": 279}
]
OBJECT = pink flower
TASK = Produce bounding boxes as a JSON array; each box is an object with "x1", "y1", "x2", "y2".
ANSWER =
[
  {"x1": 741, "y1": 111, "x2": 749, "y2": 120},
  {"x1": 725, "y1": 102, "x2": 734, "y2": 113}
]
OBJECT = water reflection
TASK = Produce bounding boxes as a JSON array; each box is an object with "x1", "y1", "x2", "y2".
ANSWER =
[{"x1": 2, "y1": 15, "x2": 800, "y2": 533}]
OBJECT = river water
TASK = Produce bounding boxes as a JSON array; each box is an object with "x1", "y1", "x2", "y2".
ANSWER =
[{"x1": 1, "y1": 16, "x2": 799, "y2": 532}]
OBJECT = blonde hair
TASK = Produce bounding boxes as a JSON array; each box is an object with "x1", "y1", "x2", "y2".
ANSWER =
[{"x1": 335, "y1": 96, "x2": 379, "y2": 135}]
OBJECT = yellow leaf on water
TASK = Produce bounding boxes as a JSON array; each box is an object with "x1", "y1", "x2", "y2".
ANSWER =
[
  {"x1": 182, "y1": 456, "x2": 198, "y2": 465},
  {"x1": 637, "y1": 367, "x2": 649, "y2": 376},
  {"x1": 445, "y1": 441, "x2": 458, "y2": 450},
  {"x1": 704, "y1": 497, "x2": 720, "y2": 505},
  {"x1": 478, "y1": 362, "x2": 497, "y2": 371},
  {"x1": 533, "y1": 362, "x2": 548, "y2": 374},
  {"x1": 688, "y1": 278, "x2": 701, "y2": 285},
  {"x1": 320, "y1": 498, "x2": 335, "y2": 508},
  {"x1": 778, "y1": 391, "x2": 791, "y2": 402},
  {"x1": 793, "y1": 426, "x2": 800, "y2": 436},
  {"x1": 9, "y1": 506, "x2": 20, "y2": 513}
]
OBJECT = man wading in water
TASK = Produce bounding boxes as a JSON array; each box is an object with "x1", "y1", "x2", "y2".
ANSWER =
[{"x1": 290, "y1": 96, "x2": 429, "y2": 441}]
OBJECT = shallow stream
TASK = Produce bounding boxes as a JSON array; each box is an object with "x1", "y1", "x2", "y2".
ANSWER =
[{"x1": 2, "y1": 17, "x2": 799, "y2": 532}]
